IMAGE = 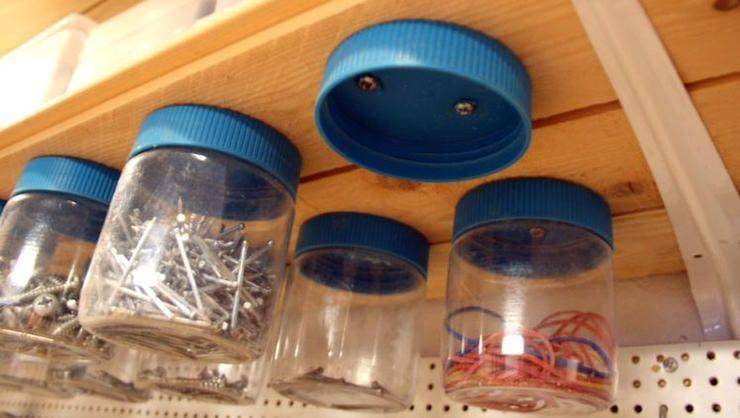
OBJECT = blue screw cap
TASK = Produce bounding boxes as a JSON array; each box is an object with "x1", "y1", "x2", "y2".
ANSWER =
[
  {"x1": 12, "y1": 156, "x2": 120, "y2": 206},
  {"x1": 454, "y1": 178, "x2": 613, "y2": 247},
  {"x1": 295, "y1": 212, "x2": 429, "y2": 294},
  {"x1": 131, "y1": 105, "x2": 302, "y2": 198},
  {"x1": 315, "y1": 20, "x2": 532, "y2": 182}
]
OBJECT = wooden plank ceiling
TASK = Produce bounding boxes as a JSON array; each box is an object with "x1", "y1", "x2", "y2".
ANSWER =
[{"x1": 0, "y1": 0, "x2": 737, "y2": 299}]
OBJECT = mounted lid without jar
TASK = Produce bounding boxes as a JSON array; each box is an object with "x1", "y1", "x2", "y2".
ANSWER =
[
  {"x1": 79, "y1": 105, "x2": 302, "y2": 363},
  {"x1": 270, "y1": 212, "x2": 429, "y2": 413},
  {"x1": 443, "y1": 178, "x2": 616, "y2": 414},
  {"x1": 315, "y1": 20, "x2": 531, "y2": 182},
  {"x1": 0, "y1": 156, "x2": 119, "y2": 362}
]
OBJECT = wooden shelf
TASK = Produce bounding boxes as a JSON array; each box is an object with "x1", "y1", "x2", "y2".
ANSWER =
[{"x1": 0, "y1": 0, "x2": 738, "y2": 299}]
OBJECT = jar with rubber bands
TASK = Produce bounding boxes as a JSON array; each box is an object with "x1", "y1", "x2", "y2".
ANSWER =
[{"x1": 443, "y1": 178, "x2": 616, "y2": 414}]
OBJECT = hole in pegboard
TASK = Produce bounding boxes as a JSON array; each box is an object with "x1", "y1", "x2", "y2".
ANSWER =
[
  {"x1": 429, "y1": 362, "x2": 436, "y2": 370},
  {"x1": 712, "y1": 403, "x2": 721, "y2": 413},
  {"x1": 656, "y1": 354, "x2": 665, "y2": 362},
  {"x1": 683, "y1": 378, "x2": 692, "y2": 387},
  {"x1": 633, "y1": 379, "x2": 641, "y2": 388},
  {"x1": 634, "y1": 404, "x2": 643, "y2": 414},
  {"x1": 686, "y1": 404, "x2": 694, "y2": 413},
  {"x1": 610, "y1": 405, "x2": 619, "y2": 413},
  {"x1": 462, "y1": 404, "x2": 469, "y2": 412},
  {"x1": 409, "y1": 405, "x2": 415, "y2": 411},
  {"x1": 681, "y1": 352, "x2": 690, "y2": 361},
  {"x1": 733, "y1": 350, "x2": 739, "y2": 359},
  {"x1": 658, "y1": 378, "x2": 667, "y2": 388},
  {"x1": 444, "y1": 405, "x2": 450, "y2": 412},
  {"x1": 427, "y1": 383, "x2": 434, "y2": 390},
  {"x1": 707, "y1": 350, "x2": 716, "y2": 360},
  {"x1": 631, "y1": 355, "x2": 640, "y2": 364},
  {"x1": 709, "y1": 376, "x2": 719, "y2": 386}
]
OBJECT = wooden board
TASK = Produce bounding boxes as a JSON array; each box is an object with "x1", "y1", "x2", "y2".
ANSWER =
[
  {"x1": 83, "y1": 0, "x2": 145, "y2": 22},
  {"x1": 1, "y1": 0, "x2": 739, "y2": 176},
  {"x1": 0, "y1": 0, "x2": 737, "y2": 298}
]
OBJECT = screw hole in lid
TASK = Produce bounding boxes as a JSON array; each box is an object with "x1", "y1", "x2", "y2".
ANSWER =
[{"x1": 714, "y1": 0, "x2": 740, "y2": 11}]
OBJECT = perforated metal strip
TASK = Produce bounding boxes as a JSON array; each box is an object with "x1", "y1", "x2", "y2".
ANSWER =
[{"x1": 1, "y1": 340, "x2": 737, "y2": 417}]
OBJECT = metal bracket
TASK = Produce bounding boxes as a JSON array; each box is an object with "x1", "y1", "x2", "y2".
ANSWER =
[{"x1": 572, "y1": 0, "x2": 740, "y2": 339}]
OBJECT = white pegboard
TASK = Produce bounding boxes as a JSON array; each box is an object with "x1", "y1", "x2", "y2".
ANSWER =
[{"x1": 0, "y1": 340, "x2": 737, "y2": 418}]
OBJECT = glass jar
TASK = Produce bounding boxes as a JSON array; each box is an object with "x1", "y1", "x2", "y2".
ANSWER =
[
  {"x1": 47, "y1": 347, "x2": 151, "y2": 402},
  {"x1": 137, "y1": 353, "x2": 267, "y2": 404},
  {"x1": 0, "y1": 353, "x2": 77, "y2": 398},
  {"x1": 443, "y1": 178, "x2": 616, "y2": 414},
  {"x1": 79, "y1": 105, "x2": 301, "y2": 363},
  {"x1": 270, "y1": 212, "x2": 429, "y2": 412},
  {"x1": 0, "y1": 157, "x2": 119, "y2": 361}
]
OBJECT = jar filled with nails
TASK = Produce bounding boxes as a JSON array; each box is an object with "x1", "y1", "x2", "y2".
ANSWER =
[
  {"x1": 0, "y1": 157, "x2": 119, "y2": 362},
  {"x1": 79, "y1": 105, "x2": 302, "y2": 363},
  {"x1": 270, "y1": 212, "x2": 429, "y2": 413}
]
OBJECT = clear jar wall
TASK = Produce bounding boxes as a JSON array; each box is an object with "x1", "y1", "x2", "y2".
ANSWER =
[
  {"x1": 0, "y1": 354, "x2": 77, "y2": 399},
  {"x1": 80, "y1": 148, "x2": 294, "y2": 363},
  {"x1": 0, "y1": 192, "x2": 110, "y2": 361},
  {"x1": 443, "y1": 221, "x2": 616, "y2": 414},
  {"x1": 48, "y1": 363, "x2": 151, "y2": 403},
  {"x1": 136, "y1": 354, "x2": 267, "y2": 405},
  {"x1": 47, "y1": 348, "x2": 151, "y2": 403},
  {"x1": 271, "y1": 248, "x2": 426, "y2": 412}
]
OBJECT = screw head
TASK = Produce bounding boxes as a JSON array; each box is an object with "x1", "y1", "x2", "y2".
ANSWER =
[
  {"x1": 33, "y1": 294, "x2": 59, "y2": 317},
  {"x1": 529, "y1": 227, "x2": 546, "y2": 238},
  {"x1": 662, "y1": 356, "x2": 679, "y2": 373},
  {"x1": 714, "y1": 0, "x2": 740, "y2": 11},
  {"x1": 454, "y1": 100, "x2": 476, "y2": 116},
  {"x1": 357, "y1": 75, "x2": 379, "y2": 92}
]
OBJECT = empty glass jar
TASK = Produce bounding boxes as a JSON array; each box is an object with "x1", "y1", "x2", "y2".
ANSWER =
[
  {"x1": 0, "y1": 157, "x2": 119, "y2": 361},
  {"x1": 270, "y1": 212, "x2": 429, "y2": 412},
  {"x1": 443, "y1": 178, "x2": 616, "y2": 414},
  {"x1": 79, "y1": 105, "x2": 301, "y2": 363},
  {"x1": 137, "y1": 353, "x2": 267, "y2": 404}
]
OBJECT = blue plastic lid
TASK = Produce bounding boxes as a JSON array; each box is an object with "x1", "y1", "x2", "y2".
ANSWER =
[
  {"x1": 315, "y1": 20, "x2": 531, "y2": 182},
  {"x1": 295, "y1": 212, "x2": 430, "y2": 277},
  {"x1": 453, "y1": 178, "x2": 613, "y2": 247},
  {"x1": 131, "y1": 105, "x2": 302, "y2": 198},
  {"x1": 11, "y1": 156, "x2": 120, "y2": 206}
]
